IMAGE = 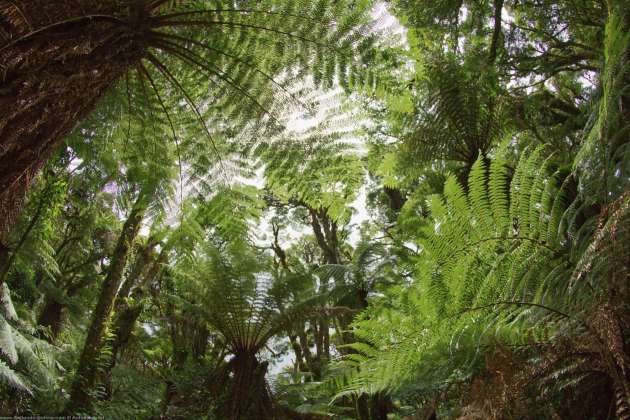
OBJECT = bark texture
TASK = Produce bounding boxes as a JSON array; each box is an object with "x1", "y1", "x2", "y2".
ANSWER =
[
  {"x1": 103, "y1": 248, "x2": 167, "y2": 402},
  {"x1": 37, "y1": 297, "x2": 64, "y2": 339},
  {"x1": 0, "y1": 1, "x2": 144, "y2": 239},
  {"x1": 221, "y1": 353, "x2": 274, "y2": 420},
  {"x1": 66, "y1": 196, "x2": 146, "y2": 413}
]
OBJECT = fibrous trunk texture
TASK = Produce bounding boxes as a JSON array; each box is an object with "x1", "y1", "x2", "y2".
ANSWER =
[
  {"x1": 0, "y1": 0, "x2": 143, "y2": 239},
  {"x1": 223, "y1": 353, "x2": 274, "y2": 420},
  {"x1": 37, "y1": 297, "x2": 64, "y2": 340},
  {"x1": 66, "y1": 197, "x2": 146, "y2": 413}
]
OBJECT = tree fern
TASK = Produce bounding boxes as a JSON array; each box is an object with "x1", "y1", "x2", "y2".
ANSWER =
[
  {"x1": 399, "y1": 53, "x2": 507, "y2": 177},
  {"x1": 332, "y1": 150, "x2": 572, "y2": 401}
]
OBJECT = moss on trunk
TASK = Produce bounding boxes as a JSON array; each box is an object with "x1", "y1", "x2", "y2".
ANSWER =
[{"x1": 65, "y1": 195, "x2": 146, "y2": 413}]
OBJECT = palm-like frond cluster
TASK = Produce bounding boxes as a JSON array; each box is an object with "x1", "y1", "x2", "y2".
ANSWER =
[{"x1": 401, "y1": 55, "x2": 506, "y2": 175}]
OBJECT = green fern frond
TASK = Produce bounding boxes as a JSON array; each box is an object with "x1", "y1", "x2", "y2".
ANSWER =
[
  {"x1": 0, "y1": 359, "x2": 29, "y2": 392},
  {"x1": 488, "y1": 150, "x2": 510, "y2": 237},
  {"x1": 0, "y1": 284, "x2": 17, "y2": 322},
  {"x1": 334, "y1": 150, "x2": 576, "y2": 399},
  {"x1": 0, "y1": 316, "x2": 17, "y2": 365}
]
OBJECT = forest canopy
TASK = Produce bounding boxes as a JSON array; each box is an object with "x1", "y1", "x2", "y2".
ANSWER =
[{"x1": 0, "y1": 0, "x2": 629, "y2": 419}]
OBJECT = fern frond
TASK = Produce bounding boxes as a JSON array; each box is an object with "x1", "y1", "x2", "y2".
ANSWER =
[
  {"x1": 0, "y1": 359, "x2": 29, "y2": 392},
  {"x1": 0, "y1": 316, "x2": 17, "y2": 365}
]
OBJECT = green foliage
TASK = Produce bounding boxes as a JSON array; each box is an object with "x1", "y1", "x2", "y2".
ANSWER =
[
  {"x1": 259, "y1": 133, "x2": 364, "y2": 224},
  {"x1": 0, "y1": 284, "x2": 56, "y2": 394},
  {"x1": 1, "y1": 1, "x2": 629, "y2": 418},
  {"x1": 331, "y1": 151, "x2": 565, "y2": 396},
  {"x1": 401, "y1": 53, "x2": 506, "y2": 171},
  {"x1": 198, "y1": 185, "x2": 265, "y2": 241},
  {"x1": 575, "y1": 6, "x2": 630, "y2": 204}
]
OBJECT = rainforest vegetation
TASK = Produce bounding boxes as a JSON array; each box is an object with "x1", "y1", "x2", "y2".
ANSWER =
[{"x1": 0, "y1": 0, "x2": 628, "y2": 418}]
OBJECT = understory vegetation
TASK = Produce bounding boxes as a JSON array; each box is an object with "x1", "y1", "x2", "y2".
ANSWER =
[{"x1": 0, "y1": 0, "x2": 629, "y2": 418}]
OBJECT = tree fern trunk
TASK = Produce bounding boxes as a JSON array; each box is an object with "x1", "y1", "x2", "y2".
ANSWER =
[
  {"x1": 0, "y1": 1, "x2": 143, "y2": 240},
  {"x1": 223, "y1": 353, "x2": 274, "y2": 420},
  {"x1": 116, "y1": 240, "x2": 157, "y2": 303},
  {"x1": 65, "y1": 194, "x2": 146, "y2": 413},
  {"x1": 37, "y1": 297, "x2": 64, "y2": 340},
  {"x1": 37, "y1": 273, "x2": 96, "y2": 342}
]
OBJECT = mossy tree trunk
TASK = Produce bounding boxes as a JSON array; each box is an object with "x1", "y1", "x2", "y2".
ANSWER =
[
  {"x1": 65, "y1": 194, "x2": 147, "y2": 413},
  {"x1": 102, "y1": 249, "x2": 167, "y2": 399},
  {"x1": 109, "y1": 248, "x2": 164, "y2": 368}
]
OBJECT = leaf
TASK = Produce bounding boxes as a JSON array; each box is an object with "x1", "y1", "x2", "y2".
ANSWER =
[
  {"x1": 0, "y1": 284, "x2": 17, "y2": 322},
  {"x1": 0, "y1": 317, "x2": 18, "y2": 365},
  {"x1": 0, "y1": 359, "x2": 30, "y2": 393}
]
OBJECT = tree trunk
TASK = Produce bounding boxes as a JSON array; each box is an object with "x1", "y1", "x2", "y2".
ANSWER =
[
  {"x1": 37, "y1": 297, "x2": 64, "y2": 340},
  {"x1": 160, "y1": 380, "x2": 177, "y2": 417},
  {"x1": 158, "y1": 272, "x2": 188, "y2": 415},
  {"x1": 383, "y1": 186, "x2": 406, "y2": 213},
  {"x1": 101, "y1": 249, "x2": 167, "y2": 399},
  {"x1": 222, "y1": 352, "x2": 274, "y2": 420},
  {"x1": 37, "y1": 272, "x2": 97, "y2": 342},
  {"x1": 65, "y1": 195, "x2": 146, "y2": 413},
  {"x1": 116, "y1": 239, "x2": 157, "y2": 303},
  {"x1": 0, "y1": 1, "x2": 144, "y2": 239},
  {"x1": 289, "y1": 334, "x2": 307, "y2": 373},
  {"x1": 308, "y1": 207, "x2": 340, "y2": 264},
  {"x1": 0, "y1": 244, "x2": 8, "y2": 284},
  {"x1": 109, "y1": 248, "x2": 166, "y2": 369}
]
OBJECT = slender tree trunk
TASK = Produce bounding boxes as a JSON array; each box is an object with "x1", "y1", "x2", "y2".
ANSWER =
[
  {"x1": 191, "y1": 324, "x2": 210, "y2": 361},
  {"x1": 308, "y1": 207, "x2": 340, "y2": 264},
  {"x1": 289, "y1": 334, "x2": 306, "y2": 373},
  {"x1": 159, "y1": 272, "x2": 187, "y2": 415},
  {"x1": 0, "y1": 194, "x2": 45, "y2": 284},
  {"x1": 322, "y1": 316, "x2": 330, "y2": 359},
  {"x1": 116, "y1": 240, "x2": 157, "y2": 303},
  {"x1": 160, "y1": 379, "x2": 177, "y2": 417},
  {"x1": 109, "y1": 249, "x2": 165, "y2": 368},
  {"x1": 101, "y1": 249, "x2": 167, "y2": 399},
  {"x1": 0, "y1": 1, "x2": 144, "y2": 239},
  {"x1": 487, "y1": 0, "x2": 504, "y2": 65},
  {"x1": 65, "y1": 195, "x2": 146, "y2": 413}
]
